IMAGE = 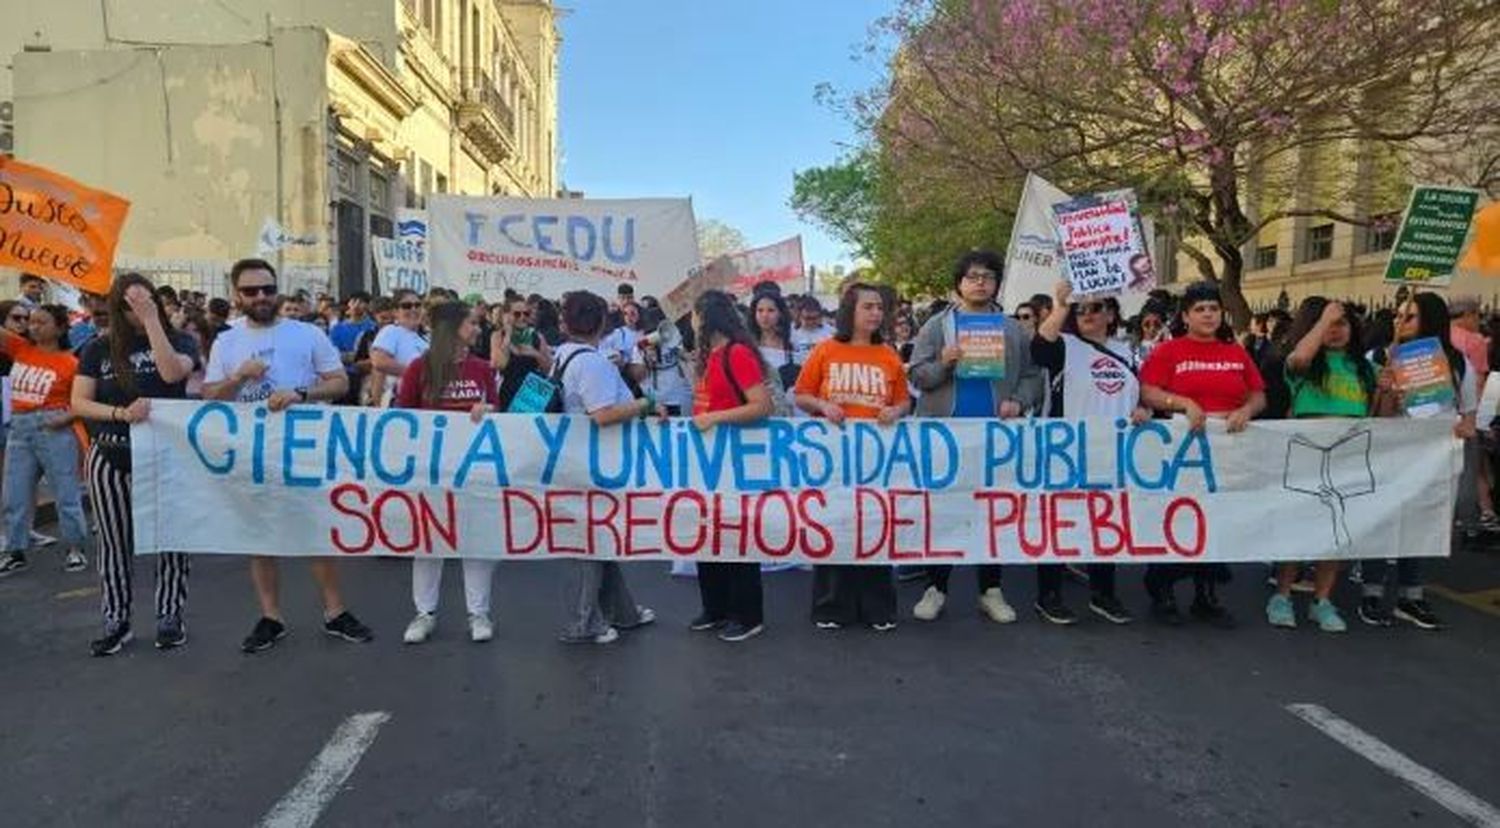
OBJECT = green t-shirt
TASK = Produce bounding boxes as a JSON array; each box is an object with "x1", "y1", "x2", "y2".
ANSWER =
[{"x1": 1287, "y1": 351, "x2": 1370, "y2": 417}]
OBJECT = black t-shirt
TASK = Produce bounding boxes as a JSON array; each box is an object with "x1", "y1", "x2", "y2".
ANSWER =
[{"x1": 78, "y1": 331, "x2": 200, "y2": 440}]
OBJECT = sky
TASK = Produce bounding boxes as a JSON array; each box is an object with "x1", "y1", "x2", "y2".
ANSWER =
[{"x1": 557, "y1": 0, "x2": 893, "y2": 270}]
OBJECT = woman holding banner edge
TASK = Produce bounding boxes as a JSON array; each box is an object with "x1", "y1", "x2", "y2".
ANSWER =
[
  {"x1": 795, "y1": 282, "x2": 912, "y2": 631},
  {"x1": 395, "y1": 301, "x2": 502, "y2": 645},
  {"x1": 687, "y1": 290, "x2": 776, "y2": 642},
  {"x1": 1139, "y1": 281, "x2": 1266, "y2": 628}
]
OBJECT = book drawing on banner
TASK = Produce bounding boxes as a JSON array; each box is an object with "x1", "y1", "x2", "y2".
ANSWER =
[
  {"x1": 1051, "y1": 193, "x2": 1153, "y2": 297},
  {"x1": 954, "y1": 314, "x2": 1007, "y2": 379},
  {"x1": 507, "y1": 372, "x2": 557, "y2": 414},
  {"x1": 1283, "y1": 427, "x2": 1375, "y2": 549},
  {"x1": 1391, "y1": 337, "x2": 1456, "y2": 418}
]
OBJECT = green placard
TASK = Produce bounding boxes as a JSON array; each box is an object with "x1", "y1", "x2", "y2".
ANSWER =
[{"x1": 1383, "y1": 185, "x2": 1481, "y2": 286}]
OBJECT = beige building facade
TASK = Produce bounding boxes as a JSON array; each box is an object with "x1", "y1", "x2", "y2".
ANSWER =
[{"x1": 1, "y1": 0, "x2": 559, "y2": 298}]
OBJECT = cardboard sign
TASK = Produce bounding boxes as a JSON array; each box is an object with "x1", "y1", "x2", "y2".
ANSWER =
[
  {"x1": 954, "y1": 313, "x2": 1007, "y2": 379},
  {"x1": 1391, "y1": 337, "x2": 1456, "y2": 417},
  {"x1": 0, "y1": 157, "x2": 130, "y2": 294},
  {"x1": 1383, "y1": 186, "x2": 1481, "y2": 286},
  {"x1": 1052, "y1": 193, "x2": 1152, "y2": 297},
  {"x1": 131, "y1": 402, "x2": 1459, "y2": 564}
]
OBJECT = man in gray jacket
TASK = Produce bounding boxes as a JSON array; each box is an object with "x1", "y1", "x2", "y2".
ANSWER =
[{"x1": 907, "y1": 250, "x2": 1043, "y2": 624}]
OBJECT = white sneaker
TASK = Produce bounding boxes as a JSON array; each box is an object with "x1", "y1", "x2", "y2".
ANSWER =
[
  {"x1": 912, "y1": 586, "x2": 946, "y2": 621},
  {"x1": 468, "y1": 613, "x2": 493, "y2": 643},
  {"x1": 403, "y1": 612, "x2": 436, "y2": 644},
  {"x1": 978, "y1": 587, "x2": 1017, "y2": 624},
  {"x1": 593, "y1": 627, "x2": 620, "y2": 644},
  {"x1": 30, "y1": 530, "x2": 56, "y2": 547}
]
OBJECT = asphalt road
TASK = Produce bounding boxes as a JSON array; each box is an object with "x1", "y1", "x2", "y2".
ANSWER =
[{"x1": 3, "y1": 533, "x2": 1499, "y2": 828}]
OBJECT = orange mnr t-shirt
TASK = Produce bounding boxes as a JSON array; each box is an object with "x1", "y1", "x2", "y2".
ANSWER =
[
  {"x1": 794, "y1": 339, "x2": 910, "y2": 420},
  {"x1": 2, "y1": 334, "x2": 79, "y2": 413}
]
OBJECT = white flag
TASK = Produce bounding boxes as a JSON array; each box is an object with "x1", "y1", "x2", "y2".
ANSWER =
[{"x1": 1002, "y1": 173, "x2": 1072, "y2": 313}]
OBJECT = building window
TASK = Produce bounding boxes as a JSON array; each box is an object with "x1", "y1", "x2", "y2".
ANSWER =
[
  {"x1": 1363, "y1": 212, "x2": 1399, "y2": 254},
  {"x1": 436, "y1": 172, "x2": 448, "y2": 194},
  {"x1": 1253, "y1": 244, "x2": 1278, "y2": 270},
  {"x1": 1304, "y1": 224, "x2": 1333, "y2": 262}
]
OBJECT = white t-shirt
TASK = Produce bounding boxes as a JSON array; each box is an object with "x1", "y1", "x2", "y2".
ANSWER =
[
  {"x1": 790, "y1": 323, "x2": 835, "y2": 365},
  {"x1": 1053, "y1": 334, "x2": 1140, "y2": 420},
  {"x1": 371, "y1": 325, "x2": 430, "y2": 369},
  {"x1": 599, "y1": 326, "x2": 641, "y2": 365},
  {"x1": 632, "y1": 341, "x2": 694, "y2": 409},
  {"x1": 206, "y1": 319, "x2": 343, "y2": 403},
  {"x1": 554, "y1": 342, "x2": 634, "y2": 415}
]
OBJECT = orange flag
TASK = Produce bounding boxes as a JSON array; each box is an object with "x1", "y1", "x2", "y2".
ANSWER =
[
  {"x1": 0, "y1": 157, "x2": 130, "y2": 294},
  {"x1": 1459, "y1": 201, "x2": 1500, "y2": 275}
]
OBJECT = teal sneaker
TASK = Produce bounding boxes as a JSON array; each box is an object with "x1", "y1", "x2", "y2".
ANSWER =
[
  {"x1": 1266, "y1": 593, "x2": 1297, "y2": 629},
  {"x1": 1309, "y1": 599, "x2": 1347, "y2": 633}
]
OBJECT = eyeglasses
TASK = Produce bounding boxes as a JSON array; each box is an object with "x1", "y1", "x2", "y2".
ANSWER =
[
  {"x1": 238, "y1": 285, "x2": 277, "y2": 297},
  {"x1": 1074, "y1": 303, "x2": 1106, "y2": 315},
  {"x1": 962, "y1": 271, "x2": 998, "y2": 284},
  {"x1": 399, "y1": 301, "x2": 422, "y2": 310}
]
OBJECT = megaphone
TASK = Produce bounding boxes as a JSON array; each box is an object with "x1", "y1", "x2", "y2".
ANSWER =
[{"x1": 642, "y1": 319, "x2": 681, "y2": 351}]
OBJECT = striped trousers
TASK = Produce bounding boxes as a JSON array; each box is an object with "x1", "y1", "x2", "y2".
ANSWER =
[{"x1": 87, "y1": 442, "x2": 189, "y2": 625}]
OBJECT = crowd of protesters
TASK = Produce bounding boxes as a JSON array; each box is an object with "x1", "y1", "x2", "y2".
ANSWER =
[{"x1": 0, "y1": 248, "x2": 1488, "y2": 656}]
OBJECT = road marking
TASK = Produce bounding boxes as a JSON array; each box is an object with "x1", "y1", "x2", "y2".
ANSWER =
[
  {"x1": 1286, "y1": 704, "x2": 1500, "y2": 827},
  {"x1": 1428, "y1": 585, "x2": 1500, "y2": 619},
  {"x1": 55, "y1": 586, "x2": 98, "y2": 600},
  {"x1": 258, "y1": 711, "x2": 391, "y2": 828}
]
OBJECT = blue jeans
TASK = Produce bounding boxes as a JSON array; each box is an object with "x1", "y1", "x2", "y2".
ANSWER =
[{"x1": 3, "y1": 411, "x2": 89, "y2": 551}]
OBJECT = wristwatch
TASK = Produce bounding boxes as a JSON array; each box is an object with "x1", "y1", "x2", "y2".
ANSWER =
[{"x1": 295, "y1": 387, "x2": 310, "y2": 403}]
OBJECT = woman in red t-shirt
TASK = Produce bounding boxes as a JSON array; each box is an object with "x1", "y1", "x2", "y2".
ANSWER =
[
  {"x1": 394, "y1": 301, "x2": 502, "y2": 645},
  {"x1": 1139, "y1": 282, "x2": 1266, "y2": 627},
  {"x1": 688, "y1": 291, "x2": 776, "y2": 642}
]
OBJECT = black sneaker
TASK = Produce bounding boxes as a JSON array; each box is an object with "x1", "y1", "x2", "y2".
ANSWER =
[
  {"x1": 1035, "y1": 593, "x2": 1078, "y2": 625},
  {"x1": 1190, "y1": 597, "x2": 1236, "y2": 629},
  {"x1": 1088, "y1": 594, "x2": 1134, "y2": 625},
  {"x1": 324, "y1": 611, "x2": 374, "y2": 643},
  {"x1": 155, "y1": 614, "x2": 187, "y2": 650},
  {"x1": 689, "y1": 612, "x2": 726, "y2": 632},
  {"x1": 1394, "y1": 599, "x2": 1443, "y2": 630},
  {"x1": 718, "y1": 621, "x2": 764, "y2": 642},
  {"x1": 90, "y1": 622, "x2": 133, "y2": 657},
  {"x1": 0, "y1": 551, "x2": 28, "y2": 577},
  {"x1": 1358, "y1": 597, "x2": 1394, "y2": 627},
  {"x1": 242, "y1": 617, "x2": 287, "y2": 653},
  {"x1": 1150, "y1": 598, "x2": 1185, "y2": 626}
]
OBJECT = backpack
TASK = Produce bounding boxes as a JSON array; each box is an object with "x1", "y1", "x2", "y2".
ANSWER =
[
  {"x1": 722, "y1": 343, "x2": 792, "y2": 417},
  {"x1": 543, "y1": 347, "x2": 595, "y2": 414}
]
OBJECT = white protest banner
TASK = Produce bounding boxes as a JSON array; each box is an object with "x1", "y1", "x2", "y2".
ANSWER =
[
  {"x1": 660, "y1": 236, "x2": 804, "y2": 319},
  {"x1": 132, "y1": 401, "x2": 1459, "y2": 564},
  {"x1": 1002, "y1": 172, "x2": 1072, "y2": 312},
  {"x1": 371, "y1": 236, "x2": 429, "y2": 294},
  {"x1": 427, "y1": 195, "x2": 701, "y2": 302},
  {"x1": 1052, "y1": 194, "x2": 1152, "y2": 297}
]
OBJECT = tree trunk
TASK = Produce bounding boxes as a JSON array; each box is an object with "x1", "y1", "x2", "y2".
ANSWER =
[{"x1": 1219, "y1": 255, "x2": 1252, "y2": 333}]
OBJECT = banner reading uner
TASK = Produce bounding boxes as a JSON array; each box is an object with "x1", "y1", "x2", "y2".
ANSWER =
[
  {"x1": 131, "y1": 402, "x2": 1459, "y2": 564},
  {"x1": 0, "y1": 157, "x2": 130, "y2": 293}
]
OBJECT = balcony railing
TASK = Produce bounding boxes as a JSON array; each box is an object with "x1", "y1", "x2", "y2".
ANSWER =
[
  {"x1": 456, "y1": 70, "x2": 517, "y2": 164},
  {"x1": 470, "y1": 71, "x2": 516, "y2": 137}
]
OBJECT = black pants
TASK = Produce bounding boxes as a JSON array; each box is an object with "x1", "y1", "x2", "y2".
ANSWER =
[
  {"x1": 812, "y1": 565, "x2": 895, "y2": 625},
  {"x1": 1037, "y1": 564, "x2": 1118, "y2": 599},
  {"x1": 926, "y1": 564, "x2": 1001, "y2": 594},
  {"x1": 697, "y1": 562, "x2": 763, "y2": 626},
  {"x1": 1144, "y1": 563, "x2": 1229, "y2": 602}
]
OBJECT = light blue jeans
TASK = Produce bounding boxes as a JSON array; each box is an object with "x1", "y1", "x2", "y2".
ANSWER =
[{"x1": 3, "y1": 411, "x2": 89, "y2": 551}]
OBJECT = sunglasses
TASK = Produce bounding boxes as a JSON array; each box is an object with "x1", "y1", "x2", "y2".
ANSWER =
[
  {"x1": 399, "y1": 301, "x2": 422, "y2": 310},
  {"x1": 511, "y1": 310, "x2": 531, "y2": 318},
  {"x1": 1073, "y1": 303, "x2": 1106, "y2": 315},
  {"x1": 238, "y1": 285, "x2": 277, "y2": 297},
  {"x1": 8, "y1": 314, "x2": 29, "y2": 322},
  {"x1": 1016, "y1": 313, "x2": 1034, "y2": 321}
]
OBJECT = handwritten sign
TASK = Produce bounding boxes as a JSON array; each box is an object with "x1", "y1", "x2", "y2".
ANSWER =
[
  {"x1": 1384, "y1": 185, "x2": 1481, "y2": 286},
  {"x1": 1052, "y1": 194, "x2": 1151, "y2": 297},
  {"x1": 954, "y1": 313, "x2": 1007, "y2": 379},
  {"x1": 1391, "y1": 337, "x2": 1457, "y2": 417},
  {"x1": 0, "y1": 157, "x2": 130, "y2": 293},
  {"x1": 371, "y1": 236, "x2": 429, "y2": 293},
  {"x1": 662, "y1": 235, "x2": 805, "y2": 320},
  {"x1": 131, "y1": 402, "x2": 1458, "y2": 564},
  {"x1": 428, "y1": 195, "x2": 701, "y2": 302}
]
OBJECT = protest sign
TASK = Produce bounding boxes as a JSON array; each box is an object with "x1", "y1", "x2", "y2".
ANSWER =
[
  {"x1": 0, "y1": 157, "x2": 129, "y2": 294},
  {"x1": 132, "y1": 401, "x2": 1458, "y2": 564},
  {"x1": 954, "y1": 314, "x2": 1007, "y2": 379},
  {"x1": 1383, "y1": 186, "x2": 1481, "y2": 286},
  {"x1": 371, "y1": 236, "x2": 429, "y2": 293},
  {"x1": 428, "y1": 195, "x2": 700, "y2": 302},
  {"x1": 1052, "y1": 194, "x2": 1151, "y2": 297},
  {"x1": 660, "y1": 236, "x2": 805, "y2": 320},
  {"x1": 1391, "y1": 337, "x2": 1457, "y2": 417},
  {"x1": 1002, "y1": 173, "x2": 1072, "y2": 313}
]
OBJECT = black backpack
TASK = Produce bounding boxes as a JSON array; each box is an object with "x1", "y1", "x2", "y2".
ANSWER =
[{"x1": 544, "y1": 347, "x2": 595, "y2": 414}]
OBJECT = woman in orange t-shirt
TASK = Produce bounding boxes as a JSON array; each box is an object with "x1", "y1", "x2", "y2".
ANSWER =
[
  {"x1": 0, "y1": 304, "x2": 89, "y2": 576},
  {"x1": 794, "y1": 282, "x2": 912, "y2": 630}
]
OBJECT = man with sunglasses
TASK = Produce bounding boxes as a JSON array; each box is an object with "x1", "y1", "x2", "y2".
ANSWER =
[
  {"x1": 203, "y1": 258, "x2": 372, "y2": 653},
  {"x1": 908, "y1": 250, "x2": 1043, "y2": 625}
]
